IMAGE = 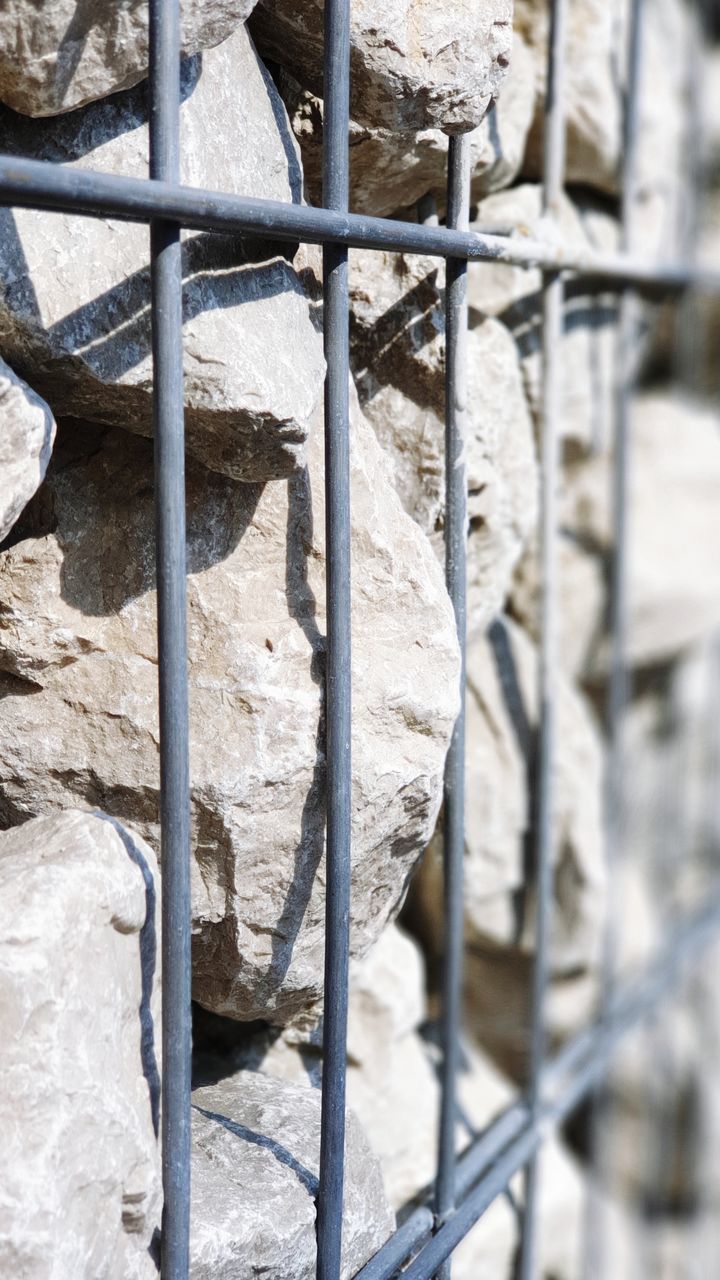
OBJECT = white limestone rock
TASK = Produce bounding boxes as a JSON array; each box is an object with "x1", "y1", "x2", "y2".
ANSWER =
[
  {"x1": 469, "y1": 184, "x2": 622, "y2": 452},
  {"x1": 0, "y1": 395, "x2": 460, "y2": 1025},
  {"x1": 516, "y1": 0, "x2": 687, "y2": 241},
  {"x1": 409, "y1": 616, "x2": 605, "y2": 1078},
  {"x1": 250, "y1": 0, "x2": 512, "y2": 135},
  {"x1": 0, "y1": 357, "x2": 55, "y2": 543},
  {"x1": 191, "y1": 1071, "x2": 393, "y2": 1278},
  {"x1": 0, "y1": 1, "x2": 260, "y2": 117},
  {"x1": 0, "y1": 810, "x2": 161, "y2": 1279},
  {"x1": 560, "y1": 392, "x2": 720, "y2": 676},
  {"x1": 284, "y1": 34, "x2": 535, "y2": 217},
  {"x1": 350, "y1": 250, "x2": 537, "y2": 636},
  {"x1": 0, "y1": 25, "x2": 324, "y2": 483}
]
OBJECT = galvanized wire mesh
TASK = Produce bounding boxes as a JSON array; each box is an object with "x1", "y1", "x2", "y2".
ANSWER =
[{"x1": 3, "y1": 0, "x2": 720, "y2": 1276}]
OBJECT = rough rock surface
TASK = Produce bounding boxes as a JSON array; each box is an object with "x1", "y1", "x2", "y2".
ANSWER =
[
  {"x1": 0, "y1": 357, "x2": 55, "y2": 543},
  {"x1": 350, "y1": 250, "x2": 537, "y2": 636},
  {"x1": 516, "y1": 0, "x2": 687, "y2": 240},
  {"x1": 469, "y1": 184, "x2": 622, "y2": 450},
  {"x1": 0, "y1": 25, "x2": 324, "y2": 483},
  {"x1": 0, "y1": 398, "x2": 460, "y2": 1025},
  {"x1": 284, "y1": 34, "x2": 535, "y2": 217},
  {"x1": 552, "y1": 392, "x2": 720, "y2": 678},
  {"x1": 191, "y1": 1071, "x2": 392, "y2": 1278},
  {"x1": 0, "y1": 810, "x2": 160, "y2": 1279},
  {"x1": 409, "y1": 616, "x2": 605, "y2": 1077},
  {"x1": 0, "y1": 1, "x2": 259, "y2": 117},
  {"x1": 514, "y1": 0, "x2": 622, "y2": 193},
  {"x1": 251, "y1": 0, "x2": 513, "y2": 135},
  {"x1": 194, "y1": 922, "x2": 590, "y2": 1277}
]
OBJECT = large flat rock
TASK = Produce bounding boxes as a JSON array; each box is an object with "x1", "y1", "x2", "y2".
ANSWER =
[
  {"x1": 0, "y1": 25, "x2": 324, "y2": 483},
  {"x1": 0, "y1": 810, "x2": 160, "y2": 1279},
  {"x1": 0, "y1": 397, "x2": 460, "y2": 1024}
]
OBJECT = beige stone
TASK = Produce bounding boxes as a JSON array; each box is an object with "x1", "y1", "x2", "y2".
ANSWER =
[
  {"x1": 469, "y1": 184, "x2": 621, "y2": 451},
  {"x1": 250, "y1": 0, "x2": 512, "y2": 135},
  {"x1": 562, "y1": 392, "x2": 720, "y2": 676},
  {"x1": 191, "y1": 1071, "x2": 393, "y2": 1278},
  {"x1": 510, "y1": 528, "x2": 606, "y2": 681},
  {"x1": 0, "y1": 357, "x2": 55, "y2": 543},
  {"x1": 0, "y1": 25, "x2": 324, "y2": 483},
  {"x1": 516, "y1": 0, "x2": 687, "y2": 242},
  {"x1": 0, "y1": 394, "x2": 460, "y2": 1025},
  {"x1": 409, "y1": 616, "x2": 605, "y2": 1078},
  {"x1": 0, "y1": 1, "x2": 259, "y2": 117},
  {"x1": 350, "y1": 250, "x2": 537, "y2": 635},
  {"x1": 284, "y1": 34, "x2": 535, "y2": 217},
  {"x1": 0, "y1": 810, "x2": 160, "y2": 1279}
]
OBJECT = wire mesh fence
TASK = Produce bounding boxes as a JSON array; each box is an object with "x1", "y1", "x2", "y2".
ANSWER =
[{"x1": 2, "y1": 0, "x2": 720, "y2": 1276}]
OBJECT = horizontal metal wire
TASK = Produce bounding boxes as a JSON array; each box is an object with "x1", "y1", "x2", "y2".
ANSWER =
[
  {"x1": 353, "y1": 891, "x2": 720, "y2": 1280},
  {"x1": 1, "y1": 153, "x2": 719, "y2": 289}
]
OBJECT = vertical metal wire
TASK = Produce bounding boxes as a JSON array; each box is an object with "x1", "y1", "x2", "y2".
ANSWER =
[
  {"x1": 583, "y1": 6, "x2": 645, "y2": 1278},
  {"x1": 434, "y1": 133, "x2": 471, "y2": 1280},
  {"x1": 317, "y1": 0, "x2": 352, "y2": 1276},
  {"x1": 518, "y1": 1, "x2": 568, "y2": 1275},
  {"x1": 148, "y1": 1, "x2": 191, "y2": 1276}
]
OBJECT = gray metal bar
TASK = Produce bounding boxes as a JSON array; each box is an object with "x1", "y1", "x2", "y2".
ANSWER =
[
  {"x1": 316, "y1": 0, "x2": 352, "y2": 1275},
  {"x1": 390, "y1": 892, "x2": 720, "y2": 1280},
  {"x1": 455, "y1": 1100, "x2": 530, "y2": 1202},
  {"x1": 435, "y1": 133, "x2": 471, "y2": 1280},
  {"x1": 353, "y1": 1210, "x2": 434, "y2": 1280},
  {"x1": 148, "y1": 1, "x2": 191, "y2": 1277},
  {"x1": 351, "y1": 1103, "x2": 530, "y2": 1280},
  {"x1": 519, "y1": 0, "x2": 568, "y2": 1273},
  {"x1": 583, "y1": 8, "x2": 646, "y2": 1277},
  {"x1": 1, "y1": 153, "x2": 720, "y2": 288}
]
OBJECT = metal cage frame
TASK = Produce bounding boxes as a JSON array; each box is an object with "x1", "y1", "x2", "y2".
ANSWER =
[{"x1": 3, "y1": 0, "x2": 720, "y2": 1276}]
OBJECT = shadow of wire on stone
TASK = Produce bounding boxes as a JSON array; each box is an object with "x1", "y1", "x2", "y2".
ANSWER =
[
  {"x1": 192, "y1": 1106, "x2": 319, "y2": 1199},
  {"x1": 93, "y1": 810, "x2": 161, "y2": 1138},
  {"x1": 486, "y1": 618, "x2": 538, "y2": 949},
  {"x1": 263, "y1": 466, "x2": 327, "y2": 1001}
]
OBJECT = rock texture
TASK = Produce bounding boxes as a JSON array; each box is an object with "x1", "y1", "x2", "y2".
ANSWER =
[
  {"x1": 469, "y1": 184, "x2": 622, "y2": 451},
  {"x1": 194, "y1": 922, "x2": 591, "y2": 1277},
  {"x1": 516, "y1": 0, "x2": 687, "y2": 243},
  {"x1": 0, "y1": 25, "x2": 324, "y2": 483},
  {"x1": 0, "y1": 1, "x2": 259, "y2": 118},
  {"x1": 191, "y1": 1071, "x2": 393, "y2": 1278},
  {"x1": 350, "y1": 250, "x2": 537, "y2": 636},
  {"x1": 0, "y1": 357, "x2": 55, "y2": 543},
  {"x1": 514, "y1": 0, "x2": 621, "y2": 193},
  {"x1": 551, "y1": 392, "x2": 720, "y2": 678},
  {"x1": 284, "y1": 33, "x2": 535, "y2": 217},
  {"x1": 250, "y1": 0, "x2": 513, "y2": 134},
  {"x1": 0, "y1": 810, "x2": 160, "y2": 1279},
  {"x1": 0, "y1": 397, "x2": 460, "y2": 1025},
  {"x1": 409, "y1": 616, "x2": 605, "y2": 1077}
]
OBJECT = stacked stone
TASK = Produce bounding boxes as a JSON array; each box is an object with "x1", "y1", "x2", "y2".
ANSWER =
[{"x1": 0, "y1": 1, "x2": 718, "y2": 1277}]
